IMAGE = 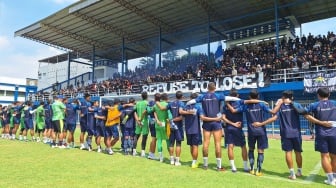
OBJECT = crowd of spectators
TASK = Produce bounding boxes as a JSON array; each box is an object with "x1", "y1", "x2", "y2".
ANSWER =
[{"x1": 33, "y1": 31, "x2": 336, "y2": 99}]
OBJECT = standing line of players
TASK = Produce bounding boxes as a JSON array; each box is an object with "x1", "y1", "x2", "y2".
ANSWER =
[{"x1": 1, "y1": 84, "x2": 336, "y2": 186}]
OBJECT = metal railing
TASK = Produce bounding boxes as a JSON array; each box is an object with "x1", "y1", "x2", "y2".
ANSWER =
[{"x1": 270, "y1": 65, "x2": 333, "y2": 83}]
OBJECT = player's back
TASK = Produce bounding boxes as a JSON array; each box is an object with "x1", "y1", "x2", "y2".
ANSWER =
[{"x1": 278, "y1": 103, "x2": 301, "y2": 138}]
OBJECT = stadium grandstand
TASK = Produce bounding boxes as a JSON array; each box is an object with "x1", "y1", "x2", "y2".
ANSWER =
[{"x1": 14, "y1": 0, "x2": 336, "y2": 135}]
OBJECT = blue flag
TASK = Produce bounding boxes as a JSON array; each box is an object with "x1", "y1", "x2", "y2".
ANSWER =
[{"x1": 214, "y1": 41, "x2": 223, "y2": 67}]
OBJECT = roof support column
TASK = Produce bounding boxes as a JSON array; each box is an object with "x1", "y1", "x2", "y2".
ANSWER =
[
  {"x1": 122, "y1": 37, "x2": 125, "y2": 76},
  {"x1": 299, "y1": 24, "x2": 302, "y2": 38},
  {"x1": 158, "y1": 27, "x2": 162, "y2": 68},
  {"x1": 92, "y1": 45, "x2": 96, "y2": 82},
  {"x1": 67, "y1": 52, "x2": 71, "y2": 88},
  {"x1": 207, "y1": 15, "x2": 211, "y2": 62},
  {"x1": 274, "y1": 0, "x2": 279, "y2": 57}
]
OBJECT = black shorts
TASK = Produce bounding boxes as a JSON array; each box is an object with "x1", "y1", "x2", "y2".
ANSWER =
[{"x1": 52, "y1": 120, "x2": 64, "y2": 133}]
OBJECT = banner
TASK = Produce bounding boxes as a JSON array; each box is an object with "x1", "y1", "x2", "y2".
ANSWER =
[
  {"x1": 304, "y1": 72, "x2": 336, "y2": 93},
  {"x1": 140, "y1": 72, "x2": 267, "y2": 94}
]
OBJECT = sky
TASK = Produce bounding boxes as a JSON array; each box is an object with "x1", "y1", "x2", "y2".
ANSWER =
[{"x1": 0, "y1": 0, "x2": 335, "y2": 80}]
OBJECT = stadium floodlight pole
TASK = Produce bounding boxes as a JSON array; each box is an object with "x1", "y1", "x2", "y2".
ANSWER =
[{"x1": 274, "y1": 0, "x2": 279, "y2": 57}]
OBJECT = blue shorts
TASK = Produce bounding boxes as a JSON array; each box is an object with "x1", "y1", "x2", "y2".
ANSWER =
[
  {"x1": 95, "y1": 123, "x2": 105, "y2": 137},
  {"x1": 24, "y1": 119, "x2": 34, "y2": 130},
  {"x1": 281, "y1": 137, "x2": 302, "y2": 152},
  {"x1": 202, "y1": 122, "x2": 222, "y2": 132},
  {"x1": 80, "y1": 117, "x2": 87, "y2": 133},
  {"x1": 14, "y1": 117, "x2": 20, "y2": 125},
  {"x1": 227, "y1": 128, "x2": 246, "y2": 147},
  {"x1": 120, "y1": 124, "x2": 125, "y2": 136},
  {"x1": 45, "y1": 119, "x2": 52, "y2": 129},
  {"x1": 105, "y1": 125, "x2": 119, "y2": 138},
  {"x1": 169, "y1": 129, "x2": 183, "y2": 147},
  {"x1": 87, "y1": 123, "x2": 95, "y2": 136},
  {"x1": 66, "y1": 123, "x2": 76, "y2": 132},
  {"x1": 178, "y1": 125, "x2": 184, "y2": 141},
  {"x1": 124, "y1": 127, "x2": 135, "y2": 137},
  {"x1": 248, "y1": 134, "x2": 268, "y2": 150},
  {"x1": 149, "y1": 121, "x2": 156, "y2": 137},
  {"x1": 315, "y1": 135, "x2": 336, "y2": 154},
  {"x1": 3, "y1": 118, "x2": 9, "y2": 126},
  {"x1": 186, "y1": 133, "x2": 202, "y2": 146}
]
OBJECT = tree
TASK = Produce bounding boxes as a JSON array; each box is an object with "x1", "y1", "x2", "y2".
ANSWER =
[
  {"x1": 139, "y1": 57, "x2": 155, "y2": 68},
  {"x1": 162, "y1": 50, "x2": 178, "y2": 61}
]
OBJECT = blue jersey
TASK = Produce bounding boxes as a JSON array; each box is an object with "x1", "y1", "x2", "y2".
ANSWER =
[
  {"x1": 183, "y1": 103, "x2": 202, "y2": 134},
  {"x1": 306, "y1": 100, "x2": 336, "y2": 137},
  {"x1": 44, "y1": 104, "x2": 52, "y2": 120},
  {"x1": 238, "y1": 101, "x2": 271, "y2": 136},
  {"x1": 123, "y1": 106, "x2": 136, "y2": 129},
  {"x1": 168, "y1": 100, "x2": 184, "y2": 126},
  {"x1": 87, "y1": 105, "x2": 96, "y2": 126},
  {"x1": 66, "y1": 103, "x2": 79, "y2": 124},
  {"x1": 5, "y1": 109, "x2": 11, "y2": 121},
  {"x1": 23, "y1": 106, "x2": 33, "y2": 120},
  {"x1": 223, "y1": 100, "x2": 244, "y2": 132},
  {"x1": 277, "y1": 102, "x2": 303, "y2": 138},
  {"x1": 14, "y1": 105, "x2": 24, "y2": 119},
  {"x1": 80, "y1": 100, "x2": 91, "y2": 117},
  {"x1": 95, "y1": 107, "x2": 106, "y2": 126},
  {"x1": 196, "y1": 92, "x2": 224, "y2": 118}
]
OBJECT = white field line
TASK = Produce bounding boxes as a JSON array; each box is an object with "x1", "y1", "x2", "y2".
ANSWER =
[{"x1": 304, "y1": 162, "x2": 322, "y2": 183}]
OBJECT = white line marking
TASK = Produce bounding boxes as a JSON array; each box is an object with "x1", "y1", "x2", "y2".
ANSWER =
[
  {"x1": 304, "y1": 162, "x2": 322, "y2": 183},
  {"x1": 240, "y1": 172, "x2": 309, "y2": 184}
]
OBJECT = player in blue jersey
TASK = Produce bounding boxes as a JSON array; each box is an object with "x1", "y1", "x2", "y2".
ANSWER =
[
  {"x1": 0, "y1": 105, "x2": 9, "y2": 139},
  {"x1": 65, "y1": 98, "x2": 80, "y2": 148},
  {"x1": 1, "y1": 105, "x2": 10, "y2": 139},
  {"x1": 12, "y1": 101, "x2": 24, "y2": 140},
  {"x1": 189, "y1": 82, "x2": 243, "y2": 171},
  {"x1": 253, "y1": 90, "x2": 305, "y2": 179},
  {"x1": 300, "y1": 88, "x2": 336, "y2": 186},
  {"x1": 43, "y1": 100, "x2": 53, "y2": 144},
  {"x1": 167, "y1": 91, "x2": 185, "y2": 166},
  {"x1": 79, "y1": 94, "x2": 92, "y2": 150},
  {"x1": 0, "y1": 105, "x2": 3, "y2": 137},
  {"x1": 22, "y1": 101, "x2": 36, "y2": 141},
  {"x1": 222, "y1": 89, "x2": 249, "y2": 173},
  {"x1": 122, "y1": 98, "x2": 136, "y2": 155},
  {"x1": 147, "y1": 100, "x2": 158, "y2": 160},
  {"x1": 180, "y1": 93, "x2": 203, "y2": 168},
  {"x1": 226, "y1": 89, "x2": 273, "y2": 176},
  {"x1": 86, "y1": 99, "x2": 97, "y2": 151},
  {"x1": 94, "y1": 101, "x2": 106, "y2": 153}
]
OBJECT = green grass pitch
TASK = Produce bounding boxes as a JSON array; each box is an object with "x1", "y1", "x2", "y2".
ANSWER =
[{"x1": 0, "y1": 134, "x2": 330, "y2": 188}]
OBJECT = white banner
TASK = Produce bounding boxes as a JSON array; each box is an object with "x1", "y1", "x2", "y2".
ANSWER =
[
  {"x1": 140, "y1": 72, "x2": 266, "y2": 94},
  {"x1": 304, "y1": 72, "x2": 336, "y2": 93}
]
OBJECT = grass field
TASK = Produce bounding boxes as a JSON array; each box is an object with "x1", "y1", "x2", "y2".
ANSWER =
[{"x1": 0, "y1": 134, "x2": 331, "y2": 188}]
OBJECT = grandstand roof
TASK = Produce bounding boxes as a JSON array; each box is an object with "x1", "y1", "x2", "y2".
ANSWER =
[{"x1": 15, "y1": 0, "x2": 336, "y2": 63}]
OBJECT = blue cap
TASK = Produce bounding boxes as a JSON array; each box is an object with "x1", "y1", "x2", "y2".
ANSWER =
[{"x1": 57, "y1": 95, "x2": 64, "y2": 99}]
